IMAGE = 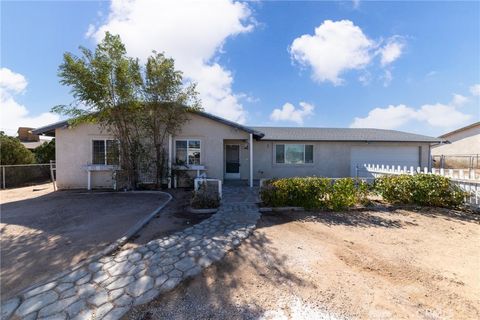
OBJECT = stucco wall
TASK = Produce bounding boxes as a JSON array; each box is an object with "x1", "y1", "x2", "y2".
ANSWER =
[
  {"x1": 173, "y1": 114, "x2": 250, "y2": 180},
  {"x1": 432, "y1": 125, "x2": 480, "y2": 155},
  {"x1": 251, "y1": 141, "x2": 431, "y2": 180},
  {"x1": 55, "y1": 124, "x2": 115, "y2": 189},
  {"x1": 54, "y1": 114, "x2": 432, "y2": 188}
]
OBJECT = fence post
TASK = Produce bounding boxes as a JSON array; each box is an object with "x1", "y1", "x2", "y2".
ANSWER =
[{"x1": 2, "y1": 166, "x2": 5, "y2": 189}]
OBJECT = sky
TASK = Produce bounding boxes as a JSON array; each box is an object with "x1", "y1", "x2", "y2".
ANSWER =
[{"x1": 1, "y1": 0, "x2": 479, "y2": 137}]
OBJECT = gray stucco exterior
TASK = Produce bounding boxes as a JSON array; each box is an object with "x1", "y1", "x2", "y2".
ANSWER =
[{"x1": 38, "y1": 111, "x2": 439, "y2": 189}]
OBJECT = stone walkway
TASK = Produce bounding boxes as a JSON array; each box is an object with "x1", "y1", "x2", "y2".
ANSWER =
[{"x1": 2, "y1": 188, "x2": 260, "y2": 320}]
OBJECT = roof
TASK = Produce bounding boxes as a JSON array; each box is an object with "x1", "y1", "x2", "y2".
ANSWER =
[
  {"x1": 32, "y1": 119, "x2": 69, "y2": 136},
  {"x1": 32, "y1": 111, "x2": 265, "y2": 138},
  {"x1": 438, "y1": 121, "x2": 480, "y2": 138},
  {"x1": 33, "y1": 111, "x2": 442, "y2": 143},
  {"x1": 251, "y1": 126, "x2": 443, "y2": 143}
]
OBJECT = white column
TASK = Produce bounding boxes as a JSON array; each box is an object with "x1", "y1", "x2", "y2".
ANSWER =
[
  {"x1": 87, "y1": 170, "x2": 91, "y2": 190},
  {"x1": 249, "y1": 133, "x2": 253, "y2": 188},
  {"x1": 168, "y1": 134, "x2": 173, "y2": 188}
]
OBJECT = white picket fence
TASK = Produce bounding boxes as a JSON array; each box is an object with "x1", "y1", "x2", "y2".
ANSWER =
[{"x1": 361, "y1": 164, "x2": 480, "y2": 208}]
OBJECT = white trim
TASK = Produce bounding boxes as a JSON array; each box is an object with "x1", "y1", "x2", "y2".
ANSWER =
[
  {"x1": 91, "y1": 138, "x2": 119, "y2": 166},
  {"x1": 249, "y1": 133, "x2": 253, "y2": 188},
  {"x1": 174, "y1": 138, "x2": 202, "y2": 165},
  {"x1": 274, "y1": 143, "x2": 314, "y2": 165}
]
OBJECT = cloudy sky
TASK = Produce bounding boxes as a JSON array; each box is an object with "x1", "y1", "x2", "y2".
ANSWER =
[{"x1": 1, "y1": 0, "x2": 479, "y2": 136}]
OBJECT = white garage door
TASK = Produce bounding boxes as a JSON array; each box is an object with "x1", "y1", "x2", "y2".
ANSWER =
[{"x1": 351, "y1": 146, "x2": 420, "y2": 177}]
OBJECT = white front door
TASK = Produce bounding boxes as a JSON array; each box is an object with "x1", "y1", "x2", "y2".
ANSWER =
[{"x1": 225, "y1": 144, "x2": 241, "y2": 179}]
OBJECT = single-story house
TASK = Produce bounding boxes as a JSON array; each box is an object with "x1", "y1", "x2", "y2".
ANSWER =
[{"x1": 33, "y1": 110, "x2": 442, "y2": 189}]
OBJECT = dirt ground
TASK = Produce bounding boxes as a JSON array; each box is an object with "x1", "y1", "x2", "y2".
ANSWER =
[
  {"x1": 127, "y1": 207, "x2": 480, "y2": 320},
  {"x1": 0, "y1": 186, "x2": 170, "y2": 301},
  {"x1": 122, "y1": 189, "x2": 213, "y2": 249}
]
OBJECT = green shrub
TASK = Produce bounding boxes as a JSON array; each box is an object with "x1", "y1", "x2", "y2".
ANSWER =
[
  {"x1": 190, "y1": 183, "x2": 220, "y2": 209},
  {"x1": 260, "y1": 177, "x2": 369, "y2": 211},
  {"x1": 375, "y1": 174, "x2": 465, "y2": 208}
]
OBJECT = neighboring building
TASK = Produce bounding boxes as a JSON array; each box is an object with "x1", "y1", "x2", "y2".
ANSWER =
[
  {"x1": 17, "y1": 127, "x2": 49, "y2": 150},
  {"x1": 33, "y1": 111, "x2": 442, "y2": 189},
  {"x1": 432, "y1": 122, "x2": 480, "y2": 156}
]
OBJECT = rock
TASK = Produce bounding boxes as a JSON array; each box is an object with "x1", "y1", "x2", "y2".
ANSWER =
[
  {"x1": 65, "y1": 300, "x2": 86, "y2": 318},
  {"x1": 127, "y1": 252, "x2": 142, "y2": 263},
  {"x1": 96, "y1": 302, "x2": 114, "y2": 318},
  {"x1": 76, "y1": 273, "x2": 92, "y2": 285},
  {"x1": 88, "y1": 262, "x2": 103, "y2": 272},
  {"x1": 24, "y1": 282, "x2": 57, "y2": 299},
  {"x1": 106, "y1": 276, "x2": 135, "y2": 291},
  {"x1": 158, "y1": 278, "x2": 181, "y2": 294},
  {"x1": 55, "y1": 283, "x2": 74, "y2": 293},
  {"x1": 76, "y1": 283, "x2": 97, "y2": 298},
  {"x1": 154, "y1": 275, "x2": 168, "y2": 287},
  {"x1": 125, "y1": 276, "x2": 154, "y2": 298},
  {"x1": 102, "y1": 306, "x2": 129, "y2": 320},
  {"x1": 15, "y1": 291, "x2": 58, "y2": 317},
  {"x1": 114, "y1": 294, "x2": 133, "y2": 307},
  {"x1": 61, "y1": 269, "x2": 88, "y2": 283},
  {"x1": 1, "y1": 297, "x2": 20, "y2": 320},
  {"x1": 133, "y1": 288, "x2": 159, "y2": 306},
  {"x1": 38, "y1": 296, "x2": 78, "y2": 318},
  {"x1": 87, "y1": 289, "x2": 110, "y2": 307},
  {"x1": 108, "y1": 288, "x2": 124, "y2": 300}
]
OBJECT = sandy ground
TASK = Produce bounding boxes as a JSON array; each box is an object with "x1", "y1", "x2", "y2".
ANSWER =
[
  {"x1": 0, "y1": 187, "x2": 170, "y2": 301},
  {"x1": 127, "y1": 207, "x2": 480, "y2": 320},
  {"x1": 123, "y1": 189, "x2": 212, "y2": 250}
]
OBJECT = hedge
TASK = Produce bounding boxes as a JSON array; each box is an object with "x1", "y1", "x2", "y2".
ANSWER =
[
  {"x1": 374, "y1": 174, "x2": 465, "y2": 208},
  {"x1": 260, "y1": 177, "x2": 369, "y2": 211}
]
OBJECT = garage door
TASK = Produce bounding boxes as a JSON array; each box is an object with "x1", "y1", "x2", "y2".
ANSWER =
[{"x1": 351, "y1": 146, "x2": 420, "y2": 177}]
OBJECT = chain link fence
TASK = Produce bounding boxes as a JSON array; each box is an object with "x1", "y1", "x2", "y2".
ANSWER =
[{"x1": 1, "y1": 164, "x2": 54, "y2": 189}]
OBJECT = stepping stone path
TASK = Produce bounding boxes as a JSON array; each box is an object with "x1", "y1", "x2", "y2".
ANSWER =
[{"x1": 2, "y1": 200, "x2": 260, "y2": 320}]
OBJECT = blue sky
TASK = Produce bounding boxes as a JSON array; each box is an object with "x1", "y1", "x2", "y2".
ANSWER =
[{"x1": 1, "y1": 0, "x2": 479, "y2": 136}]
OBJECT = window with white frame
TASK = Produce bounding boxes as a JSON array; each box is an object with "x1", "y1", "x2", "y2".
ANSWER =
[
  {"x1": 275, "y1": 144, "x2": 313, "y2": 164},
  {"x1": 175, "y1": 139, "x2": 201, "y2": 165},
  {"x1": 92, "y1": 140, "x2": 119, "y2": 165}
]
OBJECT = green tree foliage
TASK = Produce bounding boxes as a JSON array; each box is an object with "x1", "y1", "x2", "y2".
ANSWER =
[
  {"x1": 142, "y1": 52, "x2": 200, "y2": 186},
  {"x1": 34, "y1": 139, "x2": 55, "y2": 163},
  {"x1": 53, "y1": 33, "x2": 200, "y2": 189},
  {"x1": 0, "y1": 131, "x2": 35, "y2": 165}
]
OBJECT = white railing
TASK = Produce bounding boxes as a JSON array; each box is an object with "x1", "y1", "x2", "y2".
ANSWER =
[
  {"x1": 194, "y1": 178, "x2": 222, "y2": 199},
  {"x1": 361, "y1": 164, "x2": 480, "y2": 208}
]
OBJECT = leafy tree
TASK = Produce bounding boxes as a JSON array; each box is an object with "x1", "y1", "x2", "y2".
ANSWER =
[
  {"x1": 143, "y1": 52, "x2": 200, "y2": 187},
  {"x1": 54, "y1": 33, "x2": 201, "y2": 189},
  {"x1": 53, "y1": 32, "x2": 144, "y2": 189},
  {"x1": 34, "y1": 139, "x2": 55, "y2": 163},
  {"x1": 0, "y1": 131, "x2": 35, "y2": 165}
]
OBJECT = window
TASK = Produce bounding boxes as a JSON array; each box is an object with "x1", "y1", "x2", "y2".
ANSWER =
[
  {"x1": 275, "y1": 144, "x2": 313, "y2": 164},
  {"x1": 175, "y1": 139, "x2": 201, "y2": 165},
  {"x1": 92, "y1": 140, "x2": 119, "y2": 165}
]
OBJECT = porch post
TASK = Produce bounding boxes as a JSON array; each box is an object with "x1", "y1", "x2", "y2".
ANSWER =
[
  {"x1": 168, "y1": 134, "x2": 172, "y2": 189},
  {"x1": 249, "y1": 133, "x2": 253, "y2": 188}
]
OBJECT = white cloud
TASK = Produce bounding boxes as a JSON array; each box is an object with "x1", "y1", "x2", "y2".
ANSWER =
[
  {"x1": 88, "y1": 0, "x2": 254, "y2": 123},
  {"x1": 290, "y1": 20, "x2": 405, "y2": 86},
  {"x1": 378, "y1": 37, "x2": 405, "y2": 66},
  {"x1": 350, "y1": 96, "x2": 471, "y2": 130},
  {"x1": 470, "y1": 84, "x2": 480, "y2": 96},
  {"x1": 270, "y1": 102, "x2": 314, "y2": 124},
  {"x1": 0, "y1": 68, "x2": 60, "y2": 135},
  {"x1": 451, "y1": 93, "x2": 468, "y2": 106},
  {"x1": 0, "y1": 68, "x2": 27, "y2": 93},
  {"x1": 290, "y1": 20, "x2": 374, "y2": 85}
]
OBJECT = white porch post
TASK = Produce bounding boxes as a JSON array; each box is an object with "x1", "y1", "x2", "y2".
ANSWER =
[
  {"x1": 249, "y1": 133, "x2": 253, "y2": 188},
  {"x1": 168, "y1": 134, "x2": 173, "y2": 189},
  {"x1": 87, "y1": 170, "x2": 91, "y2": 191}
]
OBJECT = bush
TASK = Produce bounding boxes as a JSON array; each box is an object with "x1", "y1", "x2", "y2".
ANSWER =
[
  {"x1": 0, "y1": 131, "x2": 35, "y2": 165},
  {"x1": 260, "y1": 177, "x2": 369, "y2": 211},
  {"x1": 375, "y1": 174, "x2": 465, "y2": 208},
  {"x1": 190, "y1": 183, "x2": 220, "y2": 209}
]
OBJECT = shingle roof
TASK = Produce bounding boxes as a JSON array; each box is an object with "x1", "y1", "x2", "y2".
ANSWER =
[
  {"x1": 438, "y1": 121, "x2": 480, "y2": 138},
  {"x1": 251, "y1": 126, "x2": 443, "y2": 143}
]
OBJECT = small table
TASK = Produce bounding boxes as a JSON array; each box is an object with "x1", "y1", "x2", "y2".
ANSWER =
[{"x1": 84, "y1": 164, "x2": 119, "y2": 190}]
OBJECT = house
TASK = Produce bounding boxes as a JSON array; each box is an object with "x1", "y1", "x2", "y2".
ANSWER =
[
  {"x1": 431, "y1": 121, "x2": 480, "y2": 169},
  {"x1": 33, "y1": 111, "x2": 442, "y2": 189},
  {"x1": 17, "y1": 127, "x2": 50, "y2": 150}
]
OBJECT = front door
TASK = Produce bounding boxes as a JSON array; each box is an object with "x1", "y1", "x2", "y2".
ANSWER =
[{"x1": 225, "y1": 144, "x2": 240, "y2": 179}]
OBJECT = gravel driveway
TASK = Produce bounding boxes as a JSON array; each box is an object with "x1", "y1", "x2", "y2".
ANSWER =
[{"x1": 0, "y1": 188, "x2": 170, "y2": 301}]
